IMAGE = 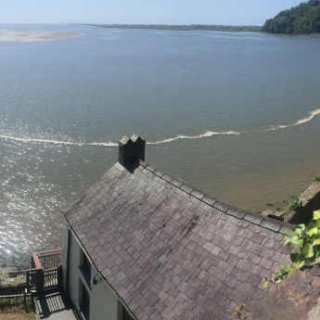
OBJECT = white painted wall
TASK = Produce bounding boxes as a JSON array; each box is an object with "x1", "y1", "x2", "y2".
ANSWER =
[
  {"x1": 63, "y1": 228, "x2": 122, "y2": 320},
  {"x1": 62, "y1": 219, "x2": 70, "y2": 290},
  {"x1": 90, "y1": 268, "x2": 119, "y2": 320},
  {"x1": 66, "y1": 230, "x2": 81, "y2": 309}
]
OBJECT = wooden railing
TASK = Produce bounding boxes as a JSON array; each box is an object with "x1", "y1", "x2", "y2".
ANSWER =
[
  {"x1": 26, "y1": 249, "x2": 62, "y2": 295},
  {"x1": 1, "y1": 249, "x2": 62, "y2": 297},
  {"x1": 26, "y1": 268, "x2": 40, "y2": 293},
  {"x1": 31, "y1": 249, "x2": 62, "y2": 270},
  {"x1": 44, "y1": 268, "x2": 59, "y2": 291},
  {"x1": 0, "y1": 292, "x2": 34, "y2": 313}
]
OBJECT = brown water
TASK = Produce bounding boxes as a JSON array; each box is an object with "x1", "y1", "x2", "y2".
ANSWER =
[{"x1": 1, "y1": 24, "x2": 320, "y2": 266}]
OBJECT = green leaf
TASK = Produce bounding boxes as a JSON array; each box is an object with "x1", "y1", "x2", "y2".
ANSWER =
[
  {"x1": 285, "y1": 236, "x2": 303, "y2": 248},
  {"x1": 274, "y1": 207, "x2": 320, "y2": 284},
  {"x1": 293, "y1": 260, "x2": 305, "y2": 269},
  {"x1": 262, "y1": 279, "x2": 270, "y2": 289},
  {"x1": 293, "y1": 225, "x2": 305, "y2": 236},
  {"x1": 303, "y1": 245, "x2": 315, "y2": 259},
  {"x1": 306, "y1": 227, "x2": 319, "y2": 237},
  {"x1": 313, "y1": 210, "x2": 320, "y2": 221},
  {"x1": 290, "y1": 252, "x2": 301, "y2": 263}
]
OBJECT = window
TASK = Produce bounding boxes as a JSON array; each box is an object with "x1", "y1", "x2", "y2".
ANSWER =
[
  {"x1": 79, "y1": 250, "x2": 91, "y2": 287},
  {"x1": 79, "y1": 281, "x2": 90, "y2": 320}
]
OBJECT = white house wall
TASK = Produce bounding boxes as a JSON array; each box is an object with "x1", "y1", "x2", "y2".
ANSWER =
[
  {"x1": 62, "y1": 219, "x2": 70, "y2": 290},
  {"x1": 91, "y1": 268, "x2": 119, "y2": 320},
  {"x1": 67, "y1": 230, "x2": 81, "y2": 308},
  {"x1": 63, "y1": 228, "x2": 121, "y2": 320}
]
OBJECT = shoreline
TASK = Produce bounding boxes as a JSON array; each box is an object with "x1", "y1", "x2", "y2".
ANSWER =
[{"x1": 88, "y1": 23, "x2": 262, "y2": 33}]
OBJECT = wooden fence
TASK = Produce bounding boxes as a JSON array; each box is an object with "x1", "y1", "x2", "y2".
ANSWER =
[{"x1": 0, "y1": 292, "x2": 34, "y2": 313}]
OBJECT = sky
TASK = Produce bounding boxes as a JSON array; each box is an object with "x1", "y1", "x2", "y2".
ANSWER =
[{"x1": 1, "y1": 0, "x2": 305, "y2": 26}]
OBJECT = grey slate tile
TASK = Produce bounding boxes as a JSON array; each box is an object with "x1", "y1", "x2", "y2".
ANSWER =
[
  {"x1": 261, "y1": 218, "x2": 282, "y2": 232},
  {"x1": 179, "y1": 185, "x2": 193, "y2": 194},
  {"x1": 214, "y1": 201, "x2": 230, "y2": 213},
  {"x1": 171, "y1": 179, "x2": 183, "y2": 188},
  {"x1": 201, "y1": 196, "x2": 216, "y2": 206},
  {"x1": 191, "y1": 190, "x2": 204, "y2": 200},
  {"x1": 226, "y1": 208, "x2": 246, "y2": 219},
  {"x1": 65, "y1": 162, "x2": 289, "y2": 320},
  {"x1": 243, "y1": 212, "x2": 263, "y2": 226}
]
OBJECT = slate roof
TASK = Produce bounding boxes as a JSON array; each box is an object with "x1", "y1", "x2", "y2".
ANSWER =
[{"x1": 65, "y1": 161, "x2": 291, "y2": 320}]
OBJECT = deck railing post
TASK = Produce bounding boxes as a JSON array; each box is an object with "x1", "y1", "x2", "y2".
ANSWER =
[
  {"x1": 24, "y1": 288, "x2": 28, "y2": 312},
  {"x1": 36, "y1": 269, "x2": 45, "y2": 294},
  {"x1": 26, "y1": 270, "x2": 29, "y2": 290},
  {"x1": 57, "y1": 265, "x2": 63, "y2": 291}
]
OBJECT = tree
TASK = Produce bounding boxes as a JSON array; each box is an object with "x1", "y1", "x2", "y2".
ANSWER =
[{"x1": 262, "y1": 0, "x2": 320, "y2": 34}]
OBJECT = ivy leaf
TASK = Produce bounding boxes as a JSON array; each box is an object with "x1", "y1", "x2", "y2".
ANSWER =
[
  {"x1": 285, "y1": 236, "x2": 303, "y2": 248},
  {"x1": 293, "y1": 260, "x2": 305, "y2": 269},
  {"x1": 303, "y1": 245, "x2": 315, "y2": 259},
  {"x1": 293, "y1": 225, "x2": 305, "y2": 236},
  {"x1": 314, "y1": 210, "x2": 320, "y2": 221},
  {"x1": 273, "y1": 209, "x2": 320, "y2": 284},
  {"x1": 306, "y1": 227, "x2": 319, "y2": 237}
]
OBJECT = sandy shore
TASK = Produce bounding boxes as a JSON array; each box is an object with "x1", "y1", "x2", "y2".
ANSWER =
[{"x1": 0, "y1": 30, "x2": 82, "y2": 42}]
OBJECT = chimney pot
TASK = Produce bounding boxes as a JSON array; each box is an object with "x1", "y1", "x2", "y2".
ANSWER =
[{"x1": 118, "y1": 135, "x2": 146, "y2": 171}]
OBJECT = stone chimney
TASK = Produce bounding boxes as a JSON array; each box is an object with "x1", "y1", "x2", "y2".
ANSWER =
[{"x1": 119, "y1": 135, "x2": 146, "y2": 171}]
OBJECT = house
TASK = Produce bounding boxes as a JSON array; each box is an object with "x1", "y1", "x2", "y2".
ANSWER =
[{"x1": 62, "y1": 135, "x2": 290, "y2": 320}]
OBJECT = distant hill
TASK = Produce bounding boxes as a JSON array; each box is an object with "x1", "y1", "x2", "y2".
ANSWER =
[
  {"x1": 90, "y1": 24, "x2": 261, "y2": 33},
  {"x1": 263, "y1": 0, "x2": 320, "y2": 34}
]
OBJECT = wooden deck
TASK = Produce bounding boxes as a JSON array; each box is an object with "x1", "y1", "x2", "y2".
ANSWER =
[
  {"x1": 1, "y1": 249, "x2": 73, "y2": 319},
  {"x1": 26, "y1": 249, "x2": 62, "y2": 295},
  {"x1": 34, "y1": 292, "x2": 76, "y2": 320}
]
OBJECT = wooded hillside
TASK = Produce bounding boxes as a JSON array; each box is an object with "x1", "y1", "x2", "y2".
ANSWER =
[{"x1": 263, "y1": 0, "x2": 320, "y2": 34}]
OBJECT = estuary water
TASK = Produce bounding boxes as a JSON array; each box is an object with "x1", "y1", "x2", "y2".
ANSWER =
[{"x1": 1, "y1": 24, "x2": 320, "y2": 266}]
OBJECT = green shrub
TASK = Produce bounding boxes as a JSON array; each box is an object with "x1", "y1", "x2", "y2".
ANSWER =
[
  {"x1": 288, "y1": 196, "x2": 300, "y2": 210},
  {"x1": 0, "y1": 294, "x2": 34, "y2": 314},
  {"x1": 271, "y1": 209, "x2": 320, "y2": 284},
  {"x1": 314, "y1": 175, "x2": 320, "y2": 182}
]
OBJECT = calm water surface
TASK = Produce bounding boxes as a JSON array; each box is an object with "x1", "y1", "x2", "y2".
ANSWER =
[{"x1": 1, "y1": 24, "x2": 320, "y2": 266}]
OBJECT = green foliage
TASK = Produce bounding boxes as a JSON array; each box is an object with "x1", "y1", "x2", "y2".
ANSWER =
[
  {"x1": 270, "y1": 209, "x2": 320, "y2": 283},
  {"x1": 263, "y1": 0, "x2": 320, "y2": 34},
  {"x1": 288, "y1": 195, "x2": 300, "y2": 210},
  {"x1": 314, "y1": 175, "x2": 320, "y2": 182},
  {"x1": 0, "y1": 294, "x2": 34, "y2": 314}
]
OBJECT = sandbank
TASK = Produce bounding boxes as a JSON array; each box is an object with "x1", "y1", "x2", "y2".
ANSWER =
[{"x1": 0, "y1": 30, "x2": 81, "y2": 42}]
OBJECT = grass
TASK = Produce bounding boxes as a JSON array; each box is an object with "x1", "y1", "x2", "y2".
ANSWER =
[
  {"x1": 0, "y1": 312, "x2": 36, "y2": 320},
  {"x1": 288, "y1": 195, "x2": 300, "y2": 210},
  {"x1": 0, "y1": 295, "x2": 34, "y2": 317},
  {"x1": 314, "y1": 175, "x2": 320, "y2": 182}
]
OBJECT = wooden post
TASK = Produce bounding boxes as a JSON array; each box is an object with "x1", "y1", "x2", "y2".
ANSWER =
[
  {"x1": 24, "y1": 288, "x2": 28, "y2": 313},
  {"x1": 36, "y1": 269, "x2": 45, "y2": 294},
  {"x1": 57, "y1": 265, "x2": 63, "y2": 291}
]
